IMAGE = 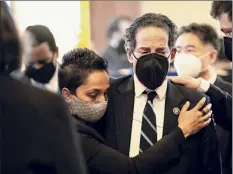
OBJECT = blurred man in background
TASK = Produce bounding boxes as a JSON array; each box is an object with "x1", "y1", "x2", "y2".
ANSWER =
[
  {"x1": 1, "y1": 1, "x2": 86, "y2": 173},
  {"x1": 211, "y1": 1, "x2": 232, "y2": 82},
  {"x1": 12, "y1": 25, "x2": 59, "y2": 93},
  {"x1": 174, "y1": 23, "x2": 232, "y2": 174},
  {"x1": 102, "y1": 16, "x2": 133, "y2": 78}
]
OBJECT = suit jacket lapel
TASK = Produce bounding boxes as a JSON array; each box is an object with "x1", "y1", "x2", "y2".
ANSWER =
[
  {"x1": 163, "y1": 81, "x2": 186, "y2": 136},
  {"x1": 114, "y1": 77, "x2": 135, "y2": 155}
]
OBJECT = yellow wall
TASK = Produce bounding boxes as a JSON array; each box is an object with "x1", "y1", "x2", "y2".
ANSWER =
[
  {"x1": 76, "y1": 1, "x2": 91, "y2": 48},
  {"x1": 140, "y1": 1, "x2": 222, "y2": 35}
]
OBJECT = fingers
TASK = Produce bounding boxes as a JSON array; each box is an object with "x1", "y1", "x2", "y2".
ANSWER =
[
  {"x1": 181, "y1": 101, "x2": 190, "y2": 113},
  {"x1": 202, "y1": 118, "x2": 211, "y2": 127},
  {"x1": 193, "y1": 97, "x2": 206, "y2": 111},
  {"x1": 198, "y1": 110, "x2": 212, "y2": 122},
  {"x1": 170, "y1": 76, "x2": 187, "y2": 84},
  {"x1": 202, "y1": 103, "x2": 212, "y2": 114}
]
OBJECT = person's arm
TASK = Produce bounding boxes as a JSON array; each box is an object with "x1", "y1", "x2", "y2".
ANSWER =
[
  {"x1": 199, "y1": 118, "x2": 222, "y2": 174},
  {"x1": 205, "y1": 84, "x2": 232, "y2": 131},
  {"x1": 171, "y1": 76, "x2": 232, "y2": 131},
  {"x1": 80, "y1": 100, "x2": 212, "y2": 174},
  {"x1": 80, "y1": 127, "x2": 185, "y2": 174}
]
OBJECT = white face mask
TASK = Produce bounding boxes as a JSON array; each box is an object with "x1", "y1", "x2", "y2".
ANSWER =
[
  {"x1": 174, "y1": 53, "x2": 202, "y2": 78},
  {"x1": 69, "y1": 96, "x2": 108, "y2": 123}
]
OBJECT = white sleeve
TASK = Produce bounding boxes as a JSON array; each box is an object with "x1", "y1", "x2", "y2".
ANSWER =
[{"x1": 197, "y1": 78, "x2": 210, "y2": 93}]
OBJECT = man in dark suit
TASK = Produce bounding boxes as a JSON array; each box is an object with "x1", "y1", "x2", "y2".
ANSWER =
[
  {"x1": 95, "y1": 13, "x2": 221, "y2": 174},
  {"x1": 1, "y1": 1, "x2": 86, "y2": 173},
  {"x1": 174, "y1": 23, "x2": 232, "y2": 174}
]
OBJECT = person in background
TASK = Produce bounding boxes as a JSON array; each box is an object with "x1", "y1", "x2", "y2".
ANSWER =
[
  {"x1": 58, "y1": 47, "x2": 212, "y2": 174},
  {"x1": 171, "y1": 1, "x2": 232, "y2": 123},
  {"x1": 211, "y1": 1, "x2": 232, "y2": 83},
  {"x1": 12, "y1": 25, "x2": 59, "y2": 93},
  {"x1": 0, "y1": 1, "x2": 86, "y2": 174},
  {"x1": 95, "y1": 13, "x2": 221, "y2": 174},
  {"x1": 171, "y1": 1, "x2": 232, "y2": 131},
  {"x1": 212, "y1": 38, "x2": 232, "y2": 83},
  {"x1": 211, "y1": 1, "x2": 232, "y2": 60},
  {"x1": 174, "y1": 23, "x2": 231, "y2": 174},
  {"x1": 102, "y1": 16, "x2": 133, "y2": 78}
]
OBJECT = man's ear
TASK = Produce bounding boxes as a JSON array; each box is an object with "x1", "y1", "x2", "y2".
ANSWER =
[
  {"x1": 62, "y1": 88, "x2": 73, "y2": 103},
  {"x1": 53, "y1": 47, "x2": 59, "y2": 60},
  {"x1": 56, "y1": 47, "x2": 59, "y2": 57},
  {"x1": 127, "y1": 48, "x2": 134, "y2": 64},
  {"x1": 170, "y1": 48, "x2": 177, "y2": 63},
  {"x1": 209, "y1": 49, "x2": 217, "y2": 64}
]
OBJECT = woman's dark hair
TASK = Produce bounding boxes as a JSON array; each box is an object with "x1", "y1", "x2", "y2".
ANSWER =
[
  {"x1": 58, "y1": 48, "x2": 108, "y2": 93},
  {"x1": 1, "y1": 1, "x2": 22, "y2": 75}
]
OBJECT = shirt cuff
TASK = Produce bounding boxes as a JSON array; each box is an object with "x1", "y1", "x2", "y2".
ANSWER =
[{"x1": 197, "y1": 78, "x2": 210, "y2": 93}]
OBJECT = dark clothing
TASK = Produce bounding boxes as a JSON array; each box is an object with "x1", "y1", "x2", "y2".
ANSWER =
[
  {"x1": 95, "y1": 76, "x2": 221, "y2": 174},
  {"x1": 206, "y1": 80, "x2": 232, "y2": 132},
  {"x1": 213, "y1": 76, "x2": 232, "y2": 174},
  {"x1": 219, "y1": 69, "x2": 232, "y2": 84},
  {"x1": 102, "y1": 46, "x2": 132, "y2": 78},
  {"x1": 1, "y1": 75, "x2": 86, "y2": 174},
  {"x1": 73, "y1": 115, "x2": 192, "y2": 174}
]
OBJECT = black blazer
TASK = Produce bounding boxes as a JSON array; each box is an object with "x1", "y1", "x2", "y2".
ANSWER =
[
  {"x1": 213, "y1": 76, "x2": 232, "y2": 170},
  {"x1": 95, "y1": 76, "x2": 221, "y2": 174},
  {"x1": 1, "y1": 75, "x2": 86, "y2": 174},
  {"x1": 74, "y1": 115, "x2": 188, "y2": 174},
  {"x1": 206, "y1": 78, "x2": 232, "y2": 132}
]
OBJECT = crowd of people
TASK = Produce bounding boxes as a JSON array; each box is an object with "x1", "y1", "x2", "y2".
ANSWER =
[{"x1": 1, "y1": 1, "x2": 232, "y2": 174}]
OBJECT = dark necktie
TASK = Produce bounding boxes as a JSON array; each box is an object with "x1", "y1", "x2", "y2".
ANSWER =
[{"x1": 140, "y1": 91, "x2": 157, "y2": 152}]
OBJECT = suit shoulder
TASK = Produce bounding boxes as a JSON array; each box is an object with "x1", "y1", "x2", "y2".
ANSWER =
[
  {"x1": 170, "y1": 82, "x2": 209, "y2": 103},
  {"x1": 216, "y1": 77, "x2": 232, "y2": 94},
  {"x1": 109, "y1": 75, "x2": 132, "y2": 91}
]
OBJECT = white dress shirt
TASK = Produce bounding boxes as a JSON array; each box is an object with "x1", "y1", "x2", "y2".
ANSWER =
[{"x1": 129, "y1": 75, "x2": 168, "y2": 157}]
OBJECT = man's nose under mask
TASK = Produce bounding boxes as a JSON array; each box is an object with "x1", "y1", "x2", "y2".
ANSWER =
[{"x1": 174, "y1": 53, "x2": 202, "y2": 78}]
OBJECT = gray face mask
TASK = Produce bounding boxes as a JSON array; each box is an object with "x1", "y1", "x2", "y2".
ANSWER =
[{"x1": 69, "y1": 96, "x2": 108, "y2": 122}]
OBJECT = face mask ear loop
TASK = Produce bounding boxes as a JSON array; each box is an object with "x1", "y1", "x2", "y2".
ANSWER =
[{"x1": 131, "y1": 51, "x2": 139, "y2": 60}]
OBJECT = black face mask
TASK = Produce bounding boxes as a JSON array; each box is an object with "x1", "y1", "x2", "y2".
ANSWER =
[
  {"x1": 133, "y1": 53, "x2": 169, "y2": 90},
  {"x1": 116, "y1": 39, "x2": 126, "y2": 54},
  {"x1": 224, "y1": 37, "x2": 232, "y2": 62},
  {"x1": 25, "y1": 62, "x2": 56, "y2": 84}
]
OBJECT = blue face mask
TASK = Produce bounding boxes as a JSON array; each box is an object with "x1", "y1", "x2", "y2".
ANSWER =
[{"x1": 224, "y1": 37, "x2": 232, "y2": 62}]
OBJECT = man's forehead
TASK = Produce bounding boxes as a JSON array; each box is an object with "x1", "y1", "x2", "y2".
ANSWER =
[
  {"x1": 135, "y1": 27, "x2": 169, "y2": 47},
  {"x1": 176, "y1": 33, "x2": 202, "y2": 47}
]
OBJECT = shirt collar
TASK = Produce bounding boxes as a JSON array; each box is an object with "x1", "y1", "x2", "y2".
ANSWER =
[{"x1": 134, "y1": 74, "x2": 167, "y2": 100}]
